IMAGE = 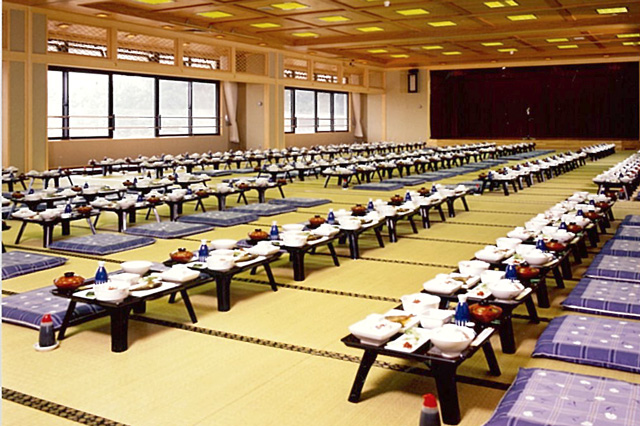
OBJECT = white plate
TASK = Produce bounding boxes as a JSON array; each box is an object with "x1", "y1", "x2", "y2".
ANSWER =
[
  {"x1": 423, "y1": 277, "x2": 462, "y2": 295},
  {"x1": 385, "y1": 328, "x2": 433, "y2": 353},
  {"x1": 447, "y1": 273, "x2": 480, "y2": 290},
  {"x1": 465, "y1": 284, "x2": 492, "y2": 300},
  {"x1": 383, "y1": 309, "x2": 420, "y2": 331}
]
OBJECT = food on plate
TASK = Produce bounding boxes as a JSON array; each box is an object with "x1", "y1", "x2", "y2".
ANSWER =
[{"x1": 384, "y1": 314, "x2": 415, "y2": 327}]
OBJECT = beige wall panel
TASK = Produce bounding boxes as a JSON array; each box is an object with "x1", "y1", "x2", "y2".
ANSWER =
[
  {"x1": 31, "y1": 63, "x2": 47, "y2": 170},
  {"x1": 365, "y1": 94, "x2": 384, "y2": 142},
  {"x1": 9, "y1": 61, "x2": 26, "y2": 169},
  {"x1": 3, "y1": 62, "x2": 10, "y2": 167},
  {"x1": 245, "y1": 83, "x2": 265, "y2": 151},
  {"x1": 385, "y1": 70, "x2": 429, "y2": 142},
  {"x1": 31, "y1": 12, "x2": 46, "y2": 55},
  {"x1": 285, "y1": 131, "x2": 353, "y2": 149},
  {"x1": 236, "y1": 83, "x2": 247, "y2": 150},
  {"x1": 9, "y1": 9, "x2": 25, "y2": 53},
  {"x1": 47, "y1": 135, "x2": 229, "y2": 168}
]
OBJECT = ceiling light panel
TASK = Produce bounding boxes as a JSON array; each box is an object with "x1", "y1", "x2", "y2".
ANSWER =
[
  {"x1": 482, "y1": 42, "x2": 504, "y2": 46},
  {"x1": 395, "y1": 8, "x2": 429, "y2": 16},
  {"x1": 251, "y1": 22, "x2": 281, "y2": 28},
  {"x1": 617, "y1": 33, "x2": 640, "y2": 38},
  {"x1": 357, "y1": 26, "x2": 384, "y2": 32},
  {"x1": 557, "y1": 44, "x2": 578, "y2": 49},
  {"x1": 421, "y1": 45, "x2": 443, "y2": 50},
  {"x1": 132, "y1": 0, "x2": 173, "y2": 4},
  {"x1": 596, "y1": 7, "x2": 628, "y2": 14},
  {"x1": 292, "y1": 32, "x2": 319, "y2": 37},
  {"x1": 390, "y1": 54, "x2": 409, "y2": 58},
  {"x1": 507, "y1": 14, "x2": 537, "y2": 21},
  {"x1": 197, "y1": 11, "x2": 233, "y2": 19},
  {"x1": 442, "y1": 51, "x2": 462, "y2": 55},
  {"x1": 271, "y1": 2, "x2": 309, "y2": 11},
  {"x1": 428, "y1": 21, "x2": 456, "y2": 27},
  {"x1": 546, "y1": 38, "x2": 569, "y2": 43},
  {"x1": 319, "y1": 16, "x2": 350, "y2": 22}
]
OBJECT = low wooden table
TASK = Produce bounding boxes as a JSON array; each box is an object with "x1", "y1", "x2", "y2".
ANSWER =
[
  {"x1": 93, "y1": 202, "x2": 162, "y2": 232},
  {"x1": 53, "y1": 271, "x2": 201, "y2": 353},
  {"x1": 445, "y1": 192, "x2": 470, "y2": 218},
  {"x1": 336, "y1": 218, "x2": 385, "y2": 259},
  {"x1": 281, "y1": 235, "x2": 341, "y2": 281},
  {"x1": 418, "y1": 199, "x2": 447, "y2": 228},
  {"x1": 13, "y1": 211, "x2": 98, "y2": 247},
  {"x1": 178, "y1": 252, "x2": 282, "y2": 312},
  {"x1": 342, "y1": 327, "x2": 500, "y2": 425},
  {"x1": 385, "y1": 208, "x2": 420, "y2": 243}
]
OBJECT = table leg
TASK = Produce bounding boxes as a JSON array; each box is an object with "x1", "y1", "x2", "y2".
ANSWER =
[
  {"x1": 43, "y1": 224, "x2": 54, "y2": 248},
  {"x1": 278, "y1": 186, "x2": 285, "y2": 198},
  {"x1": 386, "y1": 218, "x2": 397, "y2": 243},
  {"x1": 133, "y1": 301, "x2": 146, "y2": 314},
  {"x1": 263, "y1": 263, "x2": 278, "y2": 292},
  {"x1": 347, "y1": 233, "x2": 359, "y2": 259},
  {"x1": 258, "y1": 190, "x2": 266, "y2": 204},
  {"x1": 327, "y1": 243, "x2": 340, "y2": 266},
  {"x1": 110, "y1": 307, "x2": 131, "y2": 353},
  {"x1": 216, "y1": 276, "x2": 232, "y2": 312},
  {"x1": 180, "y1": 290, "x2": 198, "y2": 323},
  {"x1": 57, "y1": 301, "x2": 77, "y2": 340},
  {"x1": 498, "y1": 314, "x2": 516, "y2": 354},
  {"x1": 374, "y1": 226, "x2": 385, "y2": 248},
  {"x1": 482, "y1": 340, "x2": 501, "y2": 376},
  {"x1": 347, "y1": 350, "x2": 378, "y2": 403},
  {"x1": 291, "y1": 250, "x2": 306, "y2": 281},
  {"x1": 560, "y1": 256, "x2": 572, "y2": 280},
  {"x1": 524, "y1": 297, "x2": 540, "y2": 323},
  {"x1": 408, "y1": 215, "x2": 418, "y2": 233},
  {"x1": 431, "y1": 362, "x2": 462, "y2": 425},
  {"x1": 551, "y1": 266, "x2": 565, "y2": 288},
  {"x1": 535, "y1": 278, "x2": 550, "y2": 309},
  {"x1": 447, "y1": 199, "x2": 456, "y2": 218},
  {"x1": 437, "y1": 205, "x2": 446, "y2": 222},
  {"x1": 14, "y1": 222, "x2": 27, "y2": 244},
  {"x1": 461, "y1": 196, "x2": 469, "y2": 211}
]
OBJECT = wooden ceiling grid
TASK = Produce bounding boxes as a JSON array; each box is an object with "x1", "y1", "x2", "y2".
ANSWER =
[{"x1": 9, "y1": 0, "x2": 640, "y2": 66}]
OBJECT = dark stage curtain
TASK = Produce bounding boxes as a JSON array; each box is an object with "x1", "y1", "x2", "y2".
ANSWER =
[{"x1": 430, "y1": 63, "x2": 639, "y2": 139}]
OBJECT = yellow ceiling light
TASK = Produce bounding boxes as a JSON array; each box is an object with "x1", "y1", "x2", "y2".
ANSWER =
[
  {"x1": 596, "y1": 7, "x2": 628, "y2": 14},
  {"x1": 367, "y1": 49, "x2": 388, "y2": 53},
  {"x1": 442, "y1": 51, "x2": 462, "y2": 55},
  {"x1": 125, "y1": 33, "x2": 137, "y2": 39},
  {"x1": 292, "y1": 32, "x2": 319, "y2": 37},
  {"x1": 421, "y1": 45, "x2": 443, "y2": 50},
  {"x1": 623, "y1": 41, "x2": 640, "y2": 45},
  {"x1": 390, "y1": 54, "x2": 409, "y2": 58},
  {"x1": 557, "y1": 44, "x2": 578, "y2": 49},
  {"x1": 251, "y1": 22, "x2": 281, "y2": 28},
  {"x1": 428, "y1": 21, "x2": 456, "y2": 27},
  {"x1": 162, "y1": 25, "x2": 174, "y2": 29},
  {"x1": 96, "y1": 13, "x2": 109, "y2": 18},
  {"x1": 319, "y1": 16, "x2": 350, "y2": 22},
  {"x1": 132, "y1": 0, "x2": 173, "y2": 4},
  {"x1": 507, "y1": 14, "x2": 537, "y2": 21},
  {"x1": 396, "y1": 8, "x2": 429, "y2": 16},
  {"x1": 357, "y1": 26, "x2": 384, "y2": 32},
  {"x1": 482, "y1": 42, "x2": 504, "y2": 46},
  {"x1": 498, "y1": 48, "x2": 518, "y2": 52},
  {"x1": 485, "y1": 1, "x2": 519, "y2": 8},
  {"x1": 546, "y1": 38, "x2": 569, "y2": 42},
  {"x1": 271, "y1": 2, "x2": 309, "y2": 10},
  {"x1": 617, "y1": 33, "x2": 640, "y2": 38},
  {"x1": 57, "y1": 23, "x2": 71, "y2": 29},
  {"x1": 198, "y1": 11, "x2": 233, "y2": 19}
]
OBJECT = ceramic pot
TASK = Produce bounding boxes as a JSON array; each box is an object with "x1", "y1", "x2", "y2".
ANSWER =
[
  {"x1": 351, "y1": 204, "x2": 367, "y2": 216},
  {"x1": 469, "y1": 303, "x2": 503, "y2": 323},
  {"x1": 248, "y1": 228, "x2": 269, "y2": 242},
  {"x1": 170, "y1": 248, "x2": 194, "y2": 263},
  {"x1": 308, "y1": 215, "x2": 326, "y2": 229},
  {"x1": 54, "y1": 272, "x2": 85, "y2": 291}
]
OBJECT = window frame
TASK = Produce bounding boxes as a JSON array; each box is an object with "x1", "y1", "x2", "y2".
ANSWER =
[
  {"x1": 48, "y1": 66, "x2": 220, "y2": 140},
  {"x1": 284, "y1": 87, "x2": 349, "y2": 134}
]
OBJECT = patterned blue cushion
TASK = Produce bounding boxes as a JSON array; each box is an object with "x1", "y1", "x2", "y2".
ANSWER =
[
  {"x1": 386, "y1": 177, "x2": 429, "y2": 185},
  {"x1": 125, "y1": 222, "x2": 213, "y2": 239},
  {"x1": 231, "y1": 203, "x2": 297, "y2": 216},
  {"x1": 49, "y1": 233, "x2": 155, "y2": 255},
  {"x1": 562, "y1": 278, "x2": 640, "y2": 319},
  {"x1": 269, "y1": 197, "x2": 331, "y2": 208},
  {"x1": 353, "y1": 183, "x2": 404, "y2": 191},
  {"x1": 615, "y1": 226, "x2": 640, "y2": 241},
  {"x1": 2, "y1": 286, "x2": 104, "y2": 330},
  {"x1": 621, "y1": 215, "x2": 640, "y2": 227},
  {"x1": 195, "y1": 170, "x2": 232, "y2": 177},
  {"x1": 178, "y1": 211, "x2": 258, "y2": 227},
  {"x1": 585, "y1": 255, "x2": 640, "y2": 282},
  {"x1": 533, "y1": 315, "x2": 640, "y2": 373},
  {"x1": 484, "y1": 368, "x2": 640, "y2": 426},
  {"x1": 601, "y1": 239, "x2": 640, "y2": 258},
  {"x1": 2, "y1": 251, "x2": 68, "y2": 280},
  {"x1": 231, "y1": 168, "x2": 258, "y2": 174}
]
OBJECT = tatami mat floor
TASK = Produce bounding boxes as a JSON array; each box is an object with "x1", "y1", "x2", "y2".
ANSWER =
[{"x1": 2, "y1": 151, "x2": 639, "y2": 426}]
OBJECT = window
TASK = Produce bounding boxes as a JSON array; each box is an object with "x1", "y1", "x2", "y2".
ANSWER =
[
  {"x1": 47, "y1": 67, "x2": 220, "y2": 139},
  {"x1": 68, "y1": 71, "x2": 110, "y2": 138},
  {"x1": 113, "y1": 74, "x2": 155, "y2": 139},
  {"x1": 284, "y1": 88, "x2": 349, "y2": 134}
]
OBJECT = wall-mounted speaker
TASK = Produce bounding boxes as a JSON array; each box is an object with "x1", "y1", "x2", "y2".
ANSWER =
[{"x1": 408, "y1": 69, "x2": 419, "y2": 93}]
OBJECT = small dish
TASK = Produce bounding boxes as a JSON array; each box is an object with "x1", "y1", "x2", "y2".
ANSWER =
[
  {"x1": 385, "y1": 328, "x2": 433, "y2": 353},
  {"x1": 383, "y1": 309, "x2": 420, "y2": 331}
]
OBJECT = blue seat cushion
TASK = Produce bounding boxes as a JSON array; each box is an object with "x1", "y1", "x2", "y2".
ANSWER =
[
  {"x1": 353, "y1": 183, "x2": 404, "y2": 191},
  {"x1": 562, "y1": 278, "x2": 640, "y2": 320},
  {"x1": 2, "y1": 250, "x2": 68, "y2": 280},
  {"x1": 195, "y1": 170, "x2": 232, "y2": 177},
  {"x1": 485, "y1": 368, "x2": 640, "y2": 426},
  {"x1": 49, "y1": 233, "x2": 155, "y2": 255},
  {"x1": 125, "y1": 222, "x2": 213, "y2": 239},
  {"x1": 614, "y1": 226, "x2": 640, "y2": 241},
  {"x1": 621, "y1": 215, "x2": 640, "y2": 227},
  {"x1": 601, "y1": 239, "x2": 640, "y2": 258},
  {"x1": 2, "y1": 286, "x2": 104, "y2": 330},
  {"x1": 386, "y1": 177, "x2": 429, "y2": 185},
  {"x1": 268, "y1": 197, "x2": 331, "y2": 208},
  {"x1": 178, "y1": 211, "x2": 258, "y2": 227},
  {"x1": 533, "y1": 315, "x2": 640, "y2": 373},
  {"x1": 585, "y1": 255, "x2": 640, "y2": 282},
  {"x1": 231, "y1": 203, "x2": 297, "y2": 216}
]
